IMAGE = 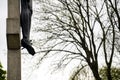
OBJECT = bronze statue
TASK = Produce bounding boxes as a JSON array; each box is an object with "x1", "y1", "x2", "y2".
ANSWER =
[{"x1": 20, "y1": 0, "x2": 35, "y2": 55}]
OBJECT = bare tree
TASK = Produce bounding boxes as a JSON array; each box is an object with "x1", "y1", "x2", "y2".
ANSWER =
[{"x1": 33, "y1": 0, "x2": 120, "y2": 80}]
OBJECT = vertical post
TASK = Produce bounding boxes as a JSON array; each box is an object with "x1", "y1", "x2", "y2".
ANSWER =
[{"x1": 7, "y1": 0, "x2": 21, "y2": 80}]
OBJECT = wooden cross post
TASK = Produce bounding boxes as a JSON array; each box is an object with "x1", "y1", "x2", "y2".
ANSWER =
[{"x1": 7, "y1": 0, "x2": 21, "y2": 80}]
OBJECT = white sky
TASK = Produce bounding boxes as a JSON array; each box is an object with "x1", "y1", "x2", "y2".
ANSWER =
[
  {"x1": 0, "y1": 0, "x2": 7, "y2": 69},
  {"x1": 0, "y1": 0, "x2": 7, "y2": 50}
]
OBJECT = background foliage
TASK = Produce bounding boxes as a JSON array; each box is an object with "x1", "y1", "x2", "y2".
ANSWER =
[
  {"x1": 99, "y1": 67, "x2": 120, "y2": 80},
  {"x1": 0, "y1": 62, "x2": 6, "y2": 80}
]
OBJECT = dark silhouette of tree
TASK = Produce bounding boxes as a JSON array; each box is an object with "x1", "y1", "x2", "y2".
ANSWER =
[{"x1": 34, "y1": 0, "x2": 120, "y2": 80}]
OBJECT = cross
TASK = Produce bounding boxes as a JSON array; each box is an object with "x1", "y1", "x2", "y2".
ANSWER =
[{"x1": 6, "y1": 0, "x2": 21, "y2": 80}]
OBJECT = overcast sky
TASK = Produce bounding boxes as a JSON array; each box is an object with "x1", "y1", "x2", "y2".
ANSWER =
[
  {"x1": 0, "y1": 0, "x2": 7, "y2": 70},
  {"x1": 0, "y1": 0, "x2": 7, "y2": 50}
]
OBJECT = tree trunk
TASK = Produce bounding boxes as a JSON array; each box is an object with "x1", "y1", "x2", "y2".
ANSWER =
[
  {"x1": 88, "y1": 62, "x2": 102, "y2": 80},
  {"x1": 106, "y1": 66, "x2": 112, "y2": 80},
  {"x1": 91, "y1": 68, "x2": 102, "y2": 80}
]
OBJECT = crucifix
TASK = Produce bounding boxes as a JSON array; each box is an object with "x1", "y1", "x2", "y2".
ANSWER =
[{"x1": 7, "y1": 0, "x2": 35, "y2": 79}]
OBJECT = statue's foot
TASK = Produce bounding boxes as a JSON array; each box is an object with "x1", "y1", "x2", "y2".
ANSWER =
[{"x1": 21, "y1": 39, "x2": 35, "y2": 56}]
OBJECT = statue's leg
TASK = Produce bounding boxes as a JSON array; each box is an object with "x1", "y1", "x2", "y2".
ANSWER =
[
  {"x1": 20, "y1": 10, "x2": 35, "y2": 55},
  {"x1": 20, "y1": 10, "x2": 32, "y2": 43}
]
